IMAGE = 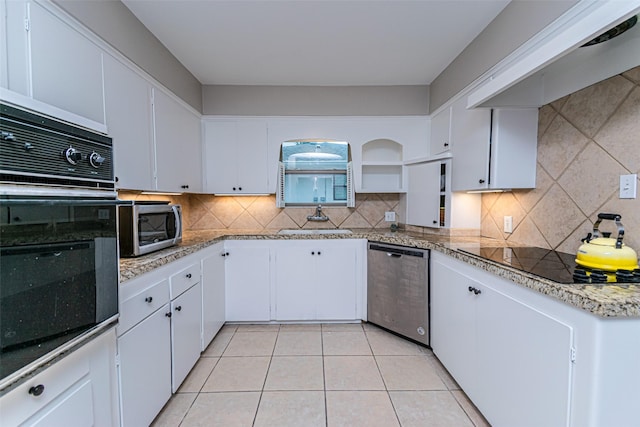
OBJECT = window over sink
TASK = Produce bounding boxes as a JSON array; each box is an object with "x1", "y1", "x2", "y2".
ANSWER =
[{"x1": 276, "y1": 139, "x2": 354, "y2": 207}]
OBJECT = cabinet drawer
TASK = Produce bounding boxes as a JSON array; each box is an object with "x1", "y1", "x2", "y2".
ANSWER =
[
  {"x1": 118, "y1": 279, "x2": 170, "y2": 335},
  {"x1": 0, "y1": 348, "x2": 91, "y2": 427},
  {"x1": 170, "y1": 263, "x2": 200, "y2": 299}
]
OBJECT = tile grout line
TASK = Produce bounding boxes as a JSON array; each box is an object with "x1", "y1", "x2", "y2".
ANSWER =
[{"x1": 251, "y1": 325, "x2": 280, "y2": 427}]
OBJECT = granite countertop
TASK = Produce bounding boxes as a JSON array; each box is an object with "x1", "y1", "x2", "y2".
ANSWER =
[{"x1": 119, "y1": 229, "x2": 640, "y2": 318}]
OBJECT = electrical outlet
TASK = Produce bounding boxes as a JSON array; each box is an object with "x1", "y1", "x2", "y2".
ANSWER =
[
  {"x1": 619, "y1": 174, "x2": 637, "y2": 199},
  {"x1": 385, "y1": 211, "x2": 396, "y2": 222},
  {"x1": 503, "y1": 216, "x2": 513, "y2": 233}
]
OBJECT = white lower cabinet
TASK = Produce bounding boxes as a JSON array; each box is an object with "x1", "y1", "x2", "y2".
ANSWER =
[
  {"x1": 118, "y1": 251, "x2": 210, "y2": 426},
  {"x1": 430, "y1": 252, "x2": 573, "y2": 427},
  {"x1": 170, "y1": 283, "x2": 202, "y2": 393},
  {"x1": 201, "y1": 242, "x2": 226, "y2": 350},
  {"x1": 224, "y1": 241, "x2": 272, "y2": 322},
  {"x1": 273, "y1": 240, "x2": 360, "y2": 321},
  {"x1": 0, "y1": 328, "x2": 119, "y2": 427},
  {"x1": 118, "y1": 303, "x2": 172, "y2": 427}
]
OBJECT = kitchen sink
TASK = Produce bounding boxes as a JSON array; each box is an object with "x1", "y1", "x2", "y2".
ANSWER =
[{"x1": 278, "y1": 229, "x2": 353, "y2": 235}]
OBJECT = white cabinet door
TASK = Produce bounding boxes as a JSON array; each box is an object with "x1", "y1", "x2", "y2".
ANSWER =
[
  {"x1": 274, "y1": 241, "x2": 359, "y2": 321},
  {"x1": 431, "y1": 253, "x2": 573, "y2": 427},
  {"x1": 450, "y1": 103, "x2": 537, "y2": 192},
  {"x1": 225, "y1": 243, "x2": 271, "y2": 321},
  {"x1": 429, "y1": 106, "x2": 451, "y2": 156},
  {"x1": 203, "y1": 119, "x2": 269, "y2": 194},
  {"x1": 171, "y1": 283, "x2": 202, "y2": 393},
  {"x1": 430, "y1": 258, "x2": 479, "y2": 396},
  {"x1": 450, "y1": 98, "x2": 492, "y2": 191},
  {"x1": 103, "y1": 55, "x2": 155, "y2": 191},
  {"x1": 2, "y1": 0, "x2": 29, "y2": 94},
  {"x1": 475, "y1": 285, "x2": 572, "y2": 427},
  {"x1": 315, "y1": 244, "x2": 358, "y2": 320},
  {"x1": 118, "y1": 306, "x2": 172, "y2": 427},
  {"x1": 274, "y1": 246, "x2": 316, "y2": 320},
  {"x1": 28, "y1": 1, "x2": 105, "y2": 124},
  {"x1": 201, "y1": 243, "x2": 226, "y2": 350},
  {"x1": 406, "y1": 162, "x2": 441, "y2": 228},
  {"x1": 153, "y1": 88, "x2": 202, "y2": 193}
]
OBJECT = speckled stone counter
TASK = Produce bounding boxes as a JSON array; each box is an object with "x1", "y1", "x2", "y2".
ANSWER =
[{"x1": 119, "y1": 229, "x2": 640, "y2": 318}]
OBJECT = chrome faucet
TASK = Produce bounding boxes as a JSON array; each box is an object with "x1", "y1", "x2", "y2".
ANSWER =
[{"x1": 307, "y1": 204, "x2": 330, "y2": 222}]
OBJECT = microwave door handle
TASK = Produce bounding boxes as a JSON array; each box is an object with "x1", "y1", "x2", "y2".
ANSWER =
[{"x1": 172, "y1": 205, "x2": 182, "y2": 243}]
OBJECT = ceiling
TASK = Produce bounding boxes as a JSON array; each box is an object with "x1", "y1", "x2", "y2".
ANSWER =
[{"x1": 121, "y1": 0, "x2": 510, "y2": 86}]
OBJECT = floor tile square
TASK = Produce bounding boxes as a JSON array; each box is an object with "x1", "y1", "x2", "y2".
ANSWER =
[
  {"x1": 452, "y1": 390, "x2": 492, "y2": 427},
  {"x1": 254, "y1": 391, "x2": 325, "y2": 427},
  {"x1": 324, "y1": 355, "x2": 385, "y2": 390},
  {"x1": 201, "y1": 356, "x2": 270, "y2": 392},
  {"x1": 366, "y1": 330, "x2": 424, "y2": 355},
  {"x1": 274, "y1": 331, "x2": 322, "y2": 355},
  {"x1": 322, "y1": 331, "x2": 372, "y2": 355},
  {"x1": 264, "y1": 356, "x2": 324, "y2": 390},
  {"x1": 376, "y1": 356, "x2": 447, "y2": 390},
  {"x1": 390, "y1": 391, "x2": 474, "y2": 427},
  {"x1": 151, "y1": 392, "x2": 197, "y2": 427},
  {"x1": 179, "y1": 392, "x2": 261, "y2": 427},
  {"x1": 326, "y1": 391, "x2": 400, "y2": 427},
  {"x1": 202, "y1": 331, "x2": 234, "y2": 357},
  {"x1": 222, "y1": 332, "x2": 277, "y2": 356},
  {"x1": 177, "y1": 357, "x2": 218, "y2": 393}
]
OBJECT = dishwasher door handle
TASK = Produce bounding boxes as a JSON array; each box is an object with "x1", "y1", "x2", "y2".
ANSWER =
[{"x1": 387, "y1": 253, "x2": 402, "y2": 258}]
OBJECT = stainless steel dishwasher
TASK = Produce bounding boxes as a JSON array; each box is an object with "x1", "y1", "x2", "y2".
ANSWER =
[{"x1": 367, "y1": 242, "x2": 430, "y2": 345}]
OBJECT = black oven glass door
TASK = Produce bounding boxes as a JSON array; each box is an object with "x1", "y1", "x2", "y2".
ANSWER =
[
  {"x1": 138, "y1": 211, "x2": 179, "y2": 246},
  {"x1": 0, "y1": 197, "x2": 119, "y2": 382}
]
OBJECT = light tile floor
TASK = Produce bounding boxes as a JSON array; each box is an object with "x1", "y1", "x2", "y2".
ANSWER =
[{"x1": 151, "y1": 323, "x2": 490, "y2": 427}]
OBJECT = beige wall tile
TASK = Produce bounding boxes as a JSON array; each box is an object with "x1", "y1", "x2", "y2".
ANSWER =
[
  {"x1": 529, "y1": 185, "x2": 586, "y2": 248},
  {"x1": 537, "y1": 115, "x2": 589, "y2": 179},
  {"x1": 560, "y1": 75, "x2": 633, "y2": 138}
]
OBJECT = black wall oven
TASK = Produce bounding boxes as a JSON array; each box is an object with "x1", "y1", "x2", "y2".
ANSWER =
[{"x1": 0, "y1": 103, "x2": 119, "y2": 390}]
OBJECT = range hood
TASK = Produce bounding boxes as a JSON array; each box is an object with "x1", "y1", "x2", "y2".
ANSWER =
[{"x1": 467, "y1": 2, "x2": 640, "y2": 109}]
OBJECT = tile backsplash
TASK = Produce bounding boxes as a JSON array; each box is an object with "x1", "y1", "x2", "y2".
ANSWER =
[
  {"x1": 482, "y1": 65, "x2": 640, "y2": 254},
  {"x1": 118, "y1": 192, "x2": 402, "y2": 232}
]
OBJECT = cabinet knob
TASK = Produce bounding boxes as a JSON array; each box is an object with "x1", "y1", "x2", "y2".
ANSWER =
[
  {"x1": 186, "y1": 273, "x2": 192, "y2": 279},
  {"x1": 28, "y1": 384, "x2": 45, "y2": 397},
  {"x1": 165, "y1": 312, "x2": 172, "y2": 318},
  {"x1": 221, "y1": 252, "x2": 230, "y2": 257},
  {"x1": 468, "y1": 286, "x2": 474, "y2": 293},
  {"x1": 474, "y1": 288, "x2": 482, "y2": 295},
  {"x1": 311, "y1": 251, "x2": 315, "y2": 255},
  {"x1": 145, "y1": 296, "x2": 153, "y2": 303},
  {"x1": 317, "y1": 251, "x2": 321, "y2": 255},
  {"x1": 443, "y1": 142, "x2": 449, "y2": 147},
  {"x1": 181, "y1": 185, "x2": 189, "y2": 189},
  {"x1": 433, "y1": 220, "x2": 437, "y2": 224},
  {"x1": 175, "y1": 306, "x2": 182, "y2": 312},
  {"x1": 479, "y1": 179, "x2": 486, "y2": 184},
  {"x1": 238, "y1": 187, "x2": 242, "y2": 191},
  {"x1": 232, "y1": 187, "x2": 237, "y2": 191}
]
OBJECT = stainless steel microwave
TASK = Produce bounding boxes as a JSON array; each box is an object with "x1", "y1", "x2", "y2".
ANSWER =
[{"x1": 118, "y1": 202, "x2": 182, "y2": 257}]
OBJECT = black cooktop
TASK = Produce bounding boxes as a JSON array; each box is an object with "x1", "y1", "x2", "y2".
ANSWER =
[{"x1": 458, "y1": 246, "x2": 640, "y2": 284}]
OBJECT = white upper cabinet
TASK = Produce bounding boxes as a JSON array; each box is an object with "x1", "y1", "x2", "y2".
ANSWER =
[
  {"x1": 103, "y1": 55, "x2": 155, "y2": 190},
  {"x1": 451, "y1": 97, "x2": 538, "y2": 191},
  {"x1": 406, "y1": 161, "x2": 443, "y2": 228},
  {"x1": 429, "y1": 106, "x2": 451, "y2": 156},
  {"x1": 203, "y1": 119, "x2": 270, "y2": 194},
  {"x1": 153, "y1": 88, "x2": 203, "y2": 193},
  {"x1": 28, "y1": 1, "x2": 105, "y2": 125}
]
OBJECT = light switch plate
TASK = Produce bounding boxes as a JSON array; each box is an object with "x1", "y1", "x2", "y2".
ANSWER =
[
  {"x1": 619, "y1": 174, "x2": 637, "y2": 199},
  {"x1": 385, "y1": 211, "x2": 396, "y2": 222},
  {"x1": 503, "y1": 216, "x2": 513, "y2": 233}
]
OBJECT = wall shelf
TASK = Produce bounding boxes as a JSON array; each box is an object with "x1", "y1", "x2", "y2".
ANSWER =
[{"x1": 360, "y1": 139, "x2": 404, "y2": 193}]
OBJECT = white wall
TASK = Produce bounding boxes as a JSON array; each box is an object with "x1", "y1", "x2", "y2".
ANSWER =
[{"x1": 202, "y1": 85, "x2": 429, "y2": 116}]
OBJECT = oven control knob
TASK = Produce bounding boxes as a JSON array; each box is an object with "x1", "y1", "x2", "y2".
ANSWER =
[
  {"x1": 64, "y1": 147, "x2": 82, "y2": 165},
  {"x1": 89, "y1": 152, "x2": 105, "y2": 168}
]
